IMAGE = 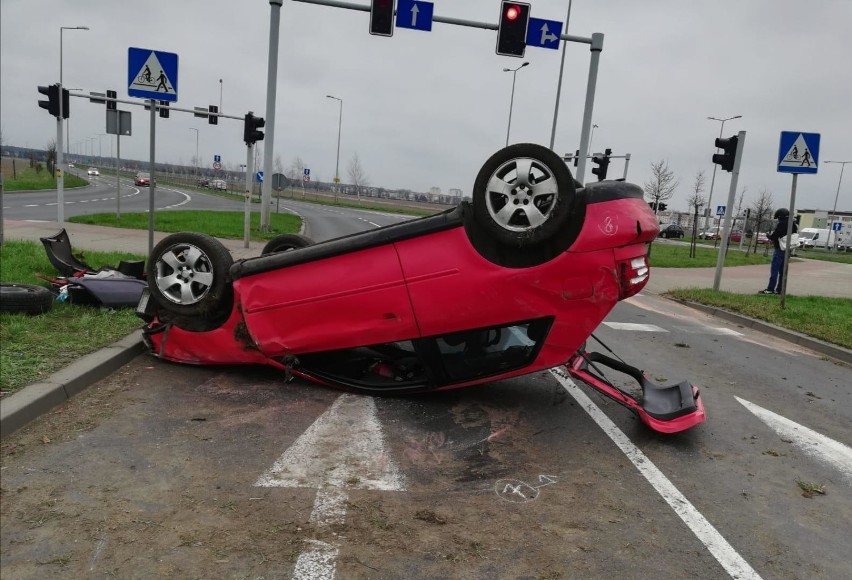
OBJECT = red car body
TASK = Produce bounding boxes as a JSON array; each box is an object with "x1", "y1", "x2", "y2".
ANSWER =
[{"x1": 138, "y1": 145, "x2": 705, "y2": 433}]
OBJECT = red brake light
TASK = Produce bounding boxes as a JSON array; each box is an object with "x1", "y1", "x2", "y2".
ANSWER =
[{"x1": 617, "y1": 255, "x2": 649, "y2": 299}]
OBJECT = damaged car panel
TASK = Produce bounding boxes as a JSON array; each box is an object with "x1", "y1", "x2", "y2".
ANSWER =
[{"x1": 137, "y1": 144, "x2": 706, "y2": 433}]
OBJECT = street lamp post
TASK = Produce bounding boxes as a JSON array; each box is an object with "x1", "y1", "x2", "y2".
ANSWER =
[
  {"x1": 189, "y1": 128, "x2": 199, "y2": 179},
  {"x1": 824, "y1": 160, "x2": 850, "y2": 248},
  {"x1": 705, "y1": 115, "x2": 741, "y2": 229},
  {"x1": 58, "y1": 25, "x2": 89, "y2": 225},
  {"x1": 326, "y1": 95, "x2": 343, "y2": 200},
  {"x1": 589, "y1": 123, "x2": 599, "y2": 155},
  {"x1": 503, "y1": 62, "x2": 529, "y2": 147},
  {"x1": 219, "y1": 78, "x2": 223, "y2": 112}
]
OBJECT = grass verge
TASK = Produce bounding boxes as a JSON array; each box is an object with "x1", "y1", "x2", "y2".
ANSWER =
[
  {"x1": 664, "y1": 288, "x2": 852, "y2": 349},
  {"x1": 69, "y1": 210, "x2": 301, "y2": 241},
  {"x1": 650, "y1": 242, "x2": 773, "y2": 268},
  {"x1": 2, "y1": 165, "x2": 88, "y2": 191},
  {"x1": 0, "y1": 241, "x2": 145, "y2": 396}
]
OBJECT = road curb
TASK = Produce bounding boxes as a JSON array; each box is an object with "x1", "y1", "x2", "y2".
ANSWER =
[
  {"x1": 0, "y1": 330, "x2": 146, "y2": 438},
  {"x1": 668, "y1": 298, "x2": 852, "y2": 365}
]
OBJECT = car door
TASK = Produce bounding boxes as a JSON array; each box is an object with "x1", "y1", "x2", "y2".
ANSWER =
[{"x1": 236, "y1": 244, "x2": 419, "y2": 356}]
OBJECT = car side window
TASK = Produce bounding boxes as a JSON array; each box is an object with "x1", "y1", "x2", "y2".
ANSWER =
[{"x1": 432, "y1": 318, "x2": 552, "y2": 382}]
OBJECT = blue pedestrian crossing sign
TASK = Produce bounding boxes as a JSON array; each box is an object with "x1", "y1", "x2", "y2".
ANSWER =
[
  {"x1": 396, "y1": 0, "x2": 433, "y2": 31},
  {"x1": 526, "y1": 17, "x2": 562, "y2": 50},
  {"x1": 716, "y1": 205, "x2": 726, "y2": 216},
  {"x1": 128, "y1": 47, "x2": 179, "y2": 102},
  {"x1": 777, "y1": 131, "x2": 820, "y2": 175}
]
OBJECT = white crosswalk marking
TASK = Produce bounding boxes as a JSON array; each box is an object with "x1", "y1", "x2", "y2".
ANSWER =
[{"x1": 603, "y1": 322, "x2": 668, "y2": 332}]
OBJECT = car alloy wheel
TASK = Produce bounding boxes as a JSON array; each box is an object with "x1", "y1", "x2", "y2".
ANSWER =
[
  {"x1": 148, "y1": 233, "x2": 233, "y2": 318},
  {"x1": 472, "y1": 143, "x2": 576, "y2": 247}
]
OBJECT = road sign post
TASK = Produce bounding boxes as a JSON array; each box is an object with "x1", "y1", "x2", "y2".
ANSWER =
[{"x1": 777, "y1": 131, "x2": 821, "y2": 307}]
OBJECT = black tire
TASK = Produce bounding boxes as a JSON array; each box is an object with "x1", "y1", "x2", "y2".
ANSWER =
[
  {"x1": 472, "y1": 143, "x2": 576, "y2": 247},
  {"x1": 0, "y1": 284, "x2": 54, "y2": 315},
  {"x1": 147, "y1": 233, "x2": 233, "y2": 318},
  {"x1": 261, "y1": 234, "x2": 315, "y2": 256}
]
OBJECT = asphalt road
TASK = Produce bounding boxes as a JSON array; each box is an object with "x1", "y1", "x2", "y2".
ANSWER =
[
  {"x1": 1, "y1": 180, "x2": 850, "y2": 579},
  {"x1": 2, "y1": 294, "x2": 849, "y2": 579}
]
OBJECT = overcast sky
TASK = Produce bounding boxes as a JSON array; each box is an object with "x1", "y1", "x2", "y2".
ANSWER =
[{"x1": 2, "y1": 0, "x2": 850, "y2": 212}]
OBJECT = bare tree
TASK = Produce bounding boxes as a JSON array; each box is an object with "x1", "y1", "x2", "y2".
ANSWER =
[
  {"x1": 347, "y1": 152, "x2": 370, "y2": 193},
  {"x1": 274, "y1": 155, "x2": 285, "y2": 176},
  {"x1": 685, "y1": 170, "x2": 706, "y2": 252},
  {"x1": 286, "y1": 156, "x2": 305, "y2": 182},
  {"x1": 749, "y1": 188, "x2": 774, "y2": 255},
  {"x1": 46, "y1": 139, "x2": 57, "y2": 176},
  {"x1": 644, "y1": 159, "x2": 679, "y2": 214}
]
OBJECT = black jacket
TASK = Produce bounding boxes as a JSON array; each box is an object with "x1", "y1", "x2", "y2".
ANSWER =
[{"x1": 768, "y1": 217, "x2": 798, "y2": 251}]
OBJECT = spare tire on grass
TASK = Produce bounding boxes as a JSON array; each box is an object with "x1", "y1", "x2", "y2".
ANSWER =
[{"x1": 0, "y1": 284, "x2": 54, "y2": 315}]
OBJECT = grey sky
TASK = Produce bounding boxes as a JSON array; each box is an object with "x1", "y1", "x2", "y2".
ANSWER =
[{"x1": 2, "y1": 0, "x2": 850, "y2": 212}]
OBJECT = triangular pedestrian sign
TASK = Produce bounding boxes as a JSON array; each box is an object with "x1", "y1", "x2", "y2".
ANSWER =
[
  {"x1": 778, "y1": 134, "x2": 814, "y2": 169},
  {"x1": 129, "y1": 52, "x2": 176, "y2": 96},
  {"x1": 127, "y1": 47, "x2": 179, "y2": 102},
  {"x1": 777, "y1": 131, "x2": 820, "y2": 175}
]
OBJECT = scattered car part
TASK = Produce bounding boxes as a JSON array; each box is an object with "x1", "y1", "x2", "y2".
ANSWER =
[{"x1": 0, "y1": 284, "x2": 54, "y2": 315}]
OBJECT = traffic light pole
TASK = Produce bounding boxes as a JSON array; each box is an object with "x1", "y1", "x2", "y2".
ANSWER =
[
  {"x1": 56, "y1": 115, "x2": 65, "y2": 225},
  {"x1": 244, "y1": 144, "x2": 254, "y2": 249},
  {"x1": 290, "y1": 0, "x2": 603, "y2": 180},
  {"x1": 712, "y1": 130, "x2": 746, "y2": 291}
]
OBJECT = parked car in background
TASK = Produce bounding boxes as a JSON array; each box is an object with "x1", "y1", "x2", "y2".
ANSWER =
[
  {"x1": 210, "y1": 179, "x2": 227, "y2": 190},
  {"x1": 698, "y1": 228, "x2": 719, "y2": 240},
  {"x1": 728, "y1": 230, "x2": 744, "y2": 242},
  {"x1": 755, "y1": 232, "x2": 770, "y2": 245},
  {"x1": 196, "y1": 178, "x2": 210, "y2": 188},
  {"x1": 134, "y1": 172, "x2": 151, "y2": 187},
  {"x1": 797, "y1": 228, "x2": 830, "y2": 249},
  {"x1": 659, "y1": 224, "x2": 685, "y2": 239},
  {"x1": 87, "y1": 167, "x2": 99, "y2": 176}
]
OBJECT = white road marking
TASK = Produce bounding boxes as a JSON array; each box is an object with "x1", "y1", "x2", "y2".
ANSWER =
[
  {"x1": 673, "y1": 326, "x2": 743, "y2": 336},
  {"x1": 736, "y1": 397, "x2": 852, "y2": 484},
  {"x1": 603, "y1": 322, "x2": 668, "y2": 332},
  {"x1": 256, "y1": 394, "x2": 404, "y2": 580},
  {"x1": 550, "y1": 369, "x2": 762, "y2": 580},
  {"x1": 255, "y1": 393, "x2": 404, "y2": 490}
]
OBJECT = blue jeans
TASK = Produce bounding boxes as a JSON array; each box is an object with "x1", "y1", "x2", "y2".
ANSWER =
[{"x1": 768, "y1": 249, "x2": 784, "y2": 292}]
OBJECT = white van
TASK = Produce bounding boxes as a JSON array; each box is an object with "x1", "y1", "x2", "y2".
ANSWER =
[{"x1": 797, "y1": 228, "x2": 829, "y2": 249}]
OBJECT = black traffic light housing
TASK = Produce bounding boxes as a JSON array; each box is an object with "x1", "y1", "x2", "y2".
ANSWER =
[
  {"x1": 159, "y1": 100, "x2": 170, "y2": 119},
  {"x1": 573, "y1": 149, "x2": 579, "y2": 167},
  {"x1": 591, "y1": 148, "x2": 612, "y2": 181},
  {"x1": 712, "y1": 135, "x2": 739, "y2": 172},
  {"x1": 107, "y1": 89, "x2": 117, "y2": 110},
  {"x1": 38, "y1": 84, "x2": 69, "y2": 119},
  {"x1": 208, "y1": 105, "x2": 219, "y2": 125},
  {"x1": 244, "y1": 112, "x2": 265, "y2": 145},
  {"x1": 497, "y1": 2, "x2": 531, "y2": 57},
  {"x1": 370, "y1": 0, "x2": 395, "y2": 37}
]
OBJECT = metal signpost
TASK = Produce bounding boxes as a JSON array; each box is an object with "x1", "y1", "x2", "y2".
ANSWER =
[{"x1": 777, "y1": 131, "x2": 821, "y2": 307}]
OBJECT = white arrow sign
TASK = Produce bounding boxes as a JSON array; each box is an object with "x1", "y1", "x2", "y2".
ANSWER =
[{"x1": 539, "y1": 23, "x2": 558, "y2": 45}]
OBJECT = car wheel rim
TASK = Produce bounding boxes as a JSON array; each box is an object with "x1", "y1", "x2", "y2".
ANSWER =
[
  {"x1": 154, "y1": 243, "x2": 215, "y2": 306},
  {"x1": 484, "y1": 156, "x2": 559, "y2": 233}
]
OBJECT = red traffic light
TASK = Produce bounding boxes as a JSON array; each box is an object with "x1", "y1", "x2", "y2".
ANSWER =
[{"x1": 506, "y1": 5, "x2": 520, "y2": 20}]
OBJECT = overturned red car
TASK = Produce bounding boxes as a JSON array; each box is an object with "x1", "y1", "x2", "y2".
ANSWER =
[{"x1": 137, "y1": 144, "x2": 705, "y2": 434}]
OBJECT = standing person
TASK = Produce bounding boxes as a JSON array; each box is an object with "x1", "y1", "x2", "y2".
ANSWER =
[{"x1": 760, "y1": 208, "x2": 797, "y2": 295}]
